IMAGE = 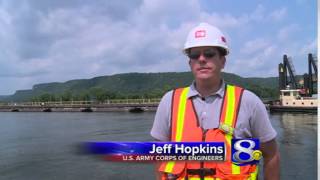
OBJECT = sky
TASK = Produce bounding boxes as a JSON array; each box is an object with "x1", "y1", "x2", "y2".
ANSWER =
[{"x1": 0, "y1": 0, "x2": 317, "y2": 95}]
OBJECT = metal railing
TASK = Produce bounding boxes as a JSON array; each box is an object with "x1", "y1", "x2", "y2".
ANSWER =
[{"x1": 1, "y1": 99, "x2": 161, "y2": 107}]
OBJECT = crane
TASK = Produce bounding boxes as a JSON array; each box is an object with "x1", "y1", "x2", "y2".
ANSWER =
[
  {"x1": 278, "y1": 54, "x2": 298, "y2": 90},
  {"x1": 279, "y1": 53, "x2": 318, "y2": 97}
]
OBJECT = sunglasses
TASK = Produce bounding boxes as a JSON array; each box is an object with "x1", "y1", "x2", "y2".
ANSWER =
[{"x1": 187, "y1": 48, "x2": 217, "y2": 60}]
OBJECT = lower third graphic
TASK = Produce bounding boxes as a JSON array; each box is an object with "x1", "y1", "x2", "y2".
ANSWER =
[{"x1": 231, "y1": 139, "x2": 262, "y2": 166}]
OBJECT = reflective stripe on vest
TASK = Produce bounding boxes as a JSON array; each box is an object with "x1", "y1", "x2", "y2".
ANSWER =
[
  {"x1": 162, "y1": 87, "x2": 190, "y2": 174},
  {"x1": 219, "y1": 85, "x2": 244, "y2": 175},
  {"x1": 159, "y1": 84, "x2": 258, "y2": 179}
]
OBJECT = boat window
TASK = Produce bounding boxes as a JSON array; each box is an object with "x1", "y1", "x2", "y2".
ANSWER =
[{"x1": 283, "y1": 92, "x2": 290, "y2": 96}]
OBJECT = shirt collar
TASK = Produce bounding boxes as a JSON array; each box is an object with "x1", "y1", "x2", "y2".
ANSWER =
[{"x1": 188, "y1": 80, "x2": 225, "y2": 99}]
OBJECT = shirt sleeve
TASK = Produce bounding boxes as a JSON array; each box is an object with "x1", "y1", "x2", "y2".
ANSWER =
[
  {"x1": 245, "y1": 90, "x2": 277, "y2": 143},
  {"x1": 150, "y1": 90, "x2": 173, "y2": 141}
]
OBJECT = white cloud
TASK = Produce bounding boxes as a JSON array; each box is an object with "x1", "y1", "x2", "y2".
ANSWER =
[
  {"x1": 277, "y1": 24, "x2": 301, "y2": 41},
  {"x1": 198, "y1": 5, "x2": 287, "y2": 30},
  {"x1": 240, "y1": 38, "x2": 270, "y2": 55},
  {"x1": 199, "y1": 12, "x2": 247, "y2": 29},
  {"x1": 130, "y1": 0, "x2": 200, "y2": 28},
  {"x1": 0, "y1": 0, "x2": 316, "y2": 94},
  {"x1": 269, "y1": 7, "x2": 287, "y2": 22},
  {"x1": 299, "y1": 39, "x2": 317, "y2": 55},
  {"x1": 250, "y1": 4, "x2": 265, "y2": 22},
  {"x1": 228, "y1": 43, "x2": 278, "y2": 77}
]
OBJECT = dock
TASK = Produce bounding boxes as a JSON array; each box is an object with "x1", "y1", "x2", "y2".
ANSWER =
[
  {"x1": 0, "y1": 98, "x2": 316, "y2": 113},
  {"x1": 0, "y1": 99, "x2": 160, "y2": 112}
]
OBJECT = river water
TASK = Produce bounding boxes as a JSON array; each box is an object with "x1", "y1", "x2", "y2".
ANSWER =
[{"x1": 0, "y1": 112, "x2": 317, "y2": 180}]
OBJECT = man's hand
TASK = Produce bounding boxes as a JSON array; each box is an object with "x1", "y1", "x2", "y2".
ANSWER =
[{"x1": 260, "y1": 139, "x2": 280, "y2": 180}]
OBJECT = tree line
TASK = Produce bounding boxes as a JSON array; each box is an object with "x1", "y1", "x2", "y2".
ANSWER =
[
  {"x1": 30, "y1": 87, "x2": 167, "y2": 102},
  {"x1": 30, "y1": 85, "x2": 278, "y2": 102}
]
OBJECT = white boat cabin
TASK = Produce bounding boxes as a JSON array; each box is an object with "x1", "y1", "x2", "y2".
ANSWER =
[{"x1": 280, "y1": 89, "x2": 317, "y2": 107}]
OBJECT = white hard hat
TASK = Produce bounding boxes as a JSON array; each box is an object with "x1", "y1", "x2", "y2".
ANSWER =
[{"x1": 184, "y1": 22, "x2": 229, "y2": 55}]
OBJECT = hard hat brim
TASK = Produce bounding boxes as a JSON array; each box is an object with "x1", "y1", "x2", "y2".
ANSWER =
[{"x1": 183, "y1": 45, "x2": 229, "y2": 56}]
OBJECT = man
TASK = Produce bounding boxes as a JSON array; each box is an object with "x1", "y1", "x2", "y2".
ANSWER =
[{"x1": 150, "y1": 23, "x2": 280, "y2": 180}]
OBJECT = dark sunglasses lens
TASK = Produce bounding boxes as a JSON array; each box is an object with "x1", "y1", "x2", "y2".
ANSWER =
[
  {"x1": 188, "y1": 51, "x2": 201, "y2": 59},
  {"x1": 203, "y1": 50, "x2": 216, "y2": 58},
  {"x1": 188, "y1": 49, "x2": 216, "y2": 60}
]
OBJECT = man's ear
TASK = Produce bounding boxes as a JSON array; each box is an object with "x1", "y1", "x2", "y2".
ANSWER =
[
  {"x1": 189, "y1": 59, "x2": 193, "y2": 70},
  {"x1": 221, "y1": 56, "x2": 226, "y2": 69}
]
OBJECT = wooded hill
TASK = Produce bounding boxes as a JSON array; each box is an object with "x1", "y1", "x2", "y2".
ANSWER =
[{"x1": 0, "y1": 72, "x2": 279, "y2": 102}]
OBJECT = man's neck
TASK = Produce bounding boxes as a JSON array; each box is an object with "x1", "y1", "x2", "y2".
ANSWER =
[{"x1": 195, "y1": 78, "x2": 222, "y2": 97}]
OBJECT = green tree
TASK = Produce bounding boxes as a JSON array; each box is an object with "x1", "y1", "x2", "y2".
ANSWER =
[
  {"x1": 34, "y1": 93, "x2": 56, "y2": 102},
  {"x1": 61, "y1": 91, "x2": 72, "y2": 101}
]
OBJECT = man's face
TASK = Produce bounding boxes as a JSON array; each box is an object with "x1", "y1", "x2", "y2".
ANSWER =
[{"x1": 188, "y1": 46, "x2": 226, "y2": 81}]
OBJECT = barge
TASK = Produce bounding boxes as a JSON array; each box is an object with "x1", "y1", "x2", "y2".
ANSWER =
[
  {"x1": 269, "y1": 89, "x2": 317, "y2": 113},
  {"x1": 269, "y1": 53, "x2": 317, "y2": 113}
]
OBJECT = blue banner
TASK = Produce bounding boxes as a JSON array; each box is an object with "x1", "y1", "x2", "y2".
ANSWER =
[{"x1": 83, "y1": 142, "x2": 226, "y2": 162}]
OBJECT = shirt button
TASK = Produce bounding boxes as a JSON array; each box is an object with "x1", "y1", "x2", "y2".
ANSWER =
[{"x1": 201, "y1": 112, "x2": 207, "y2": 118}]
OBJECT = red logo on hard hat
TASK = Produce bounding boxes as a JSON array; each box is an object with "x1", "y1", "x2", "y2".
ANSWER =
[
  {"x1": 195, "y1": 30, "x2": 206, "y2": 38},
  {"x1": 221, "y1": 36, "x2": 226, "y2": 43}
]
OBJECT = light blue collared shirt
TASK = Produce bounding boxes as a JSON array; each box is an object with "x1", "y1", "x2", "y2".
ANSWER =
[{"x1": 150, "y1": 81, "x2": 276, "y2": 143}]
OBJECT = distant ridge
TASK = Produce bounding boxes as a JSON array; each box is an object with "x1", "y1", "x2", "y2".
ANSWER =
[{"x1": 0, "y1": 72, "x2": 278, "y2": 102}]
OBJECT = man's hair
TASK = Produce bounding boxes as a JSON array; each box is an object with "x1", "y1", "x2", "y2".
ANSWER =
[{"x1": 216, "y1": 47, "x2": 227, "y2": 56}]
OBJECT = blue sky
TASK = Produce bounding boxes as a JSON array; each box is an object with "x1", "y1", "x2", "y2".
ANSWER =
[{"x1": 0, "y1": 0, "x2": 317, "y2": 95}]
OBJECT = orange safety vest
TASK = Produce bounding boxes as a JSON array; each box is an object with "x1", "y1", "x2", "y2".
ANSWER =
[{"x1": 158, "y1": 84, "x2": 258, "y2": 180}]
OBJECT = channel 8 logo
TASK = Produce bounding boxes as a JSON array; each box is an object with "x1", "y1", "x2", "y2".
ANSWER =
[{"x1": 231, "y1": 139, "x2": 262, "y2": 166}]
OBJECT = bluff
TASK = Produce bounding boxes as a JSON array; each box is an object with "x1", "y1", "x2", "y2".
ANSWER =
[{"x1": 1, "y1": 72, "x2": 278, "y2": 102}]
